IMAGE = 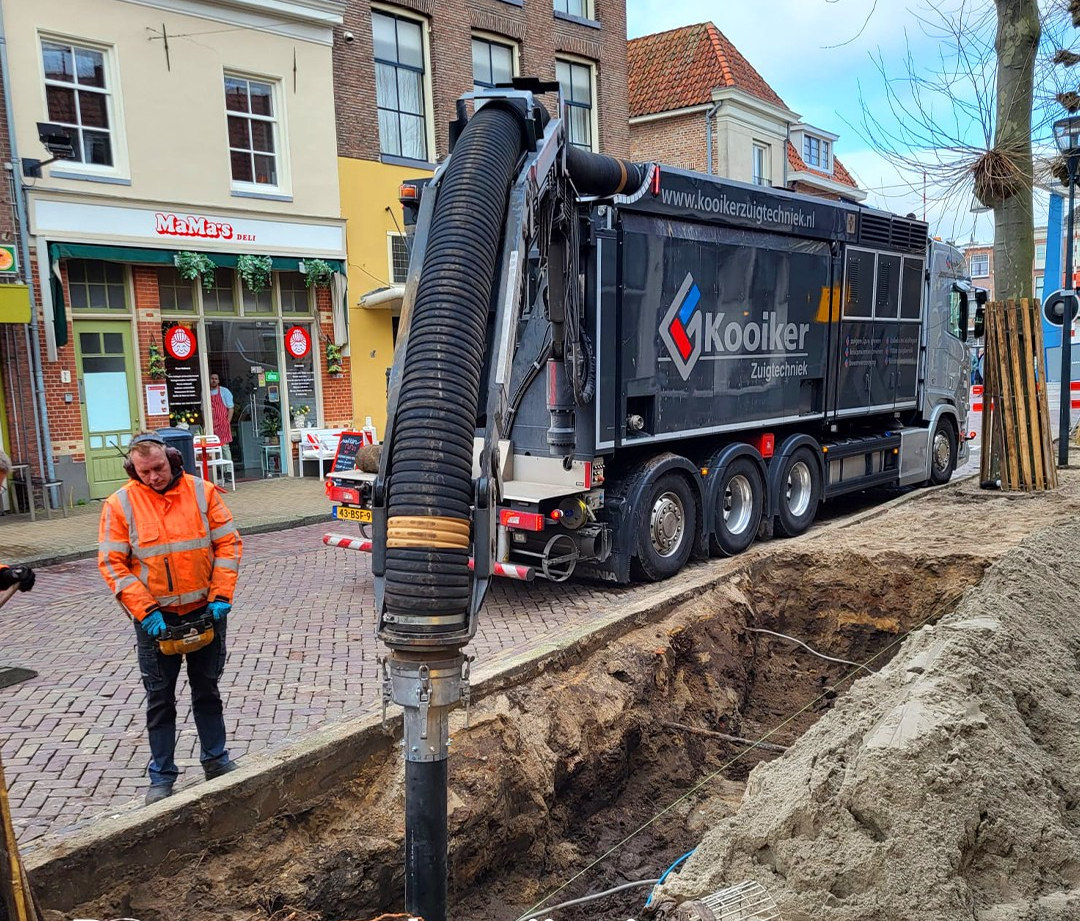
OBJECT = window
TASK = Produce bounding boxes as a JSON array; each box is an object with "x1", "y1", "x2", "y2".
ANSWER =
[
  {"x1": 68, "y1": 260, "x2": 126, "y2": 311},
  {"x1": 472, "y1": 37, "x2": 514, "y2": 93},
  {"x1": 225, "y1": 75, "x2": 279, "y2": 186},
  {"x1": 243, "y1": 281, "x2": 273, "y2": 315},
  {"x1": 389, "y1": 234, "x2": 409, "y2": 284},
  {"x1": 1034, "y1": 243, "x2": 1046, "y2": 266},
  {"x1": 555, "y1": 0, "x2": 590, "y2": 17},
  {"x1": 279, "y1": 272, "x2": 311, "y2": 314},
  {"x1": 372, "y1": 11, "x2": 428, "y2": 161},
  {"x1": 969, "y1": 253, "x2": 990, "y2": 277},
  {"x1": 556, "y1": 59, "x2": 594, "y2": 151},
  {"x1": 203, "y1": 269, "x2": 236, "y2": 314},
  {"x1": 803, "y1": 135, "x2": 830, "y2": 170},
  {"x1": 41, "y1": 39, "x2": 114, "y2": 167},
  {"x1": 158, "y1": 267, "x2": 195, "y2": 314},
  {"x1": 752, "y1": 143, "x2": 770, "y2": 187}
]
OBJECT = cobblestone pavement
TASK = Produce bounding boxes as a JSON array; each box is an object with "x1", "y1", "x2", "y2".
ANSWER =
[{"x1": 0, "y1": 520, "x2": 635, "y2": 848}]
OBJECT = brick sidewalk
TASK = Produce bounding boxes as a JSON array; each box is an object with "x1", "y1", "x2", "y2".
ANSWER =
[
  {"x1": 0, "y1": 519, "x2": 635, "y2": 849},
  {"x1": 0, "y1": 474, "x2": 332, "y2": 567}
]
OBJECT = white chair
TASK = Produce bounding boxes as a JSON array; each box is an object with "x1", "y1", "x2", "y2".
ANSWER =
[
  {"x1": 299, "y1": 429, "x2": 343, "y2": 479},
  {"x1": 193, "y1": 434, "x2": 236, "y2": 490}
]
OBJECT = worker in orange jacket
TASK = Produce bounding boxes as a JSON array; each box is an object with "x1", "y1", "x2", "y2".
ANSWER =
[
  {"x1": 98, "y1": 432, "x2": 243, "y2": 805},
  {"x1": 0, "y1": 450, "x2": 35, "y2": 596}
]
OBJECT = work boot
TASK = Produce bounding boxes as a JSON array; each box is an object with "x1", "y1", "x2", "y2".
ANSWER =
[
  {"x1": 203, "y1": 759, "x2": 238, "y2": 781},
  {"x1": 144, "y1": 783, "x2": 174, "y2": 806}
]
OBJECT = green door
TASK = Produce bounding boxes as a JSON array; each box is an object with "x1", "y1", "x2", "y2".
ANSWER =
[{"x1": 75, "y1": 321, "x2": 139, "y2": 498}]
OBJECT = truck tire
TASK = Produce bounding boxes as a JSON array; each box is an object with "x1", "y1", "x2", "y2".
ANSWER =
[
  {"x1": 775, "y1": 446, "x2": 821, "y2": 538},
  {"x1": 711, "y1": 457, "x2": 763, "y2": 557},
  {"x1": 929, "y1": 417, "x2": 958, "y2": 485},
  {"x1": 634, "y1": 472, "x2": 697, "y2": 581}
]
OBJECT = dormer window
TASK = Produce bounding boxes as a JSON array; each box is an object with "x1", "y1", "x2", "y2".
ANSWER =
[{"x1": 803, "y1": 134, "x2": 830, "y2": 171}]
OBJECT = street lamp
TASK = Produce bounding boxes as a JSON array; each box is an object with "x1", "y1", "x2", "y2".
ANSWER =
[{"x1": 1053, "y1": 115, "x2": 1080, "y2": 466}]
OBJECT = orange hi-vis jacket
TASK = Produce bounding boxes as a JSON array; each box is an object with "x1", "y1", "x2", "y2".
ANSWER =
[{"x1": 98, "y1": 473, "x2": 242, "y2": 621}]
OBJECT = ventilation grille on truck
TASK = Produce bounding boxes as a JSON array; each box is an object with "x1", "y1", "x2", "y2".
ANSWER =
[{"x1": 858, "y1": 212, "x2": 928, "y2": 255}]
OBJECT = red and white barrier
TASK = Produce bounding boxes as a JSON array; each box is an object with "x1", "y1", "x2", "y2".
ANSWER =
[
  {"x1": 1072, "y1": 380, "x2": 1080, "y2": 411},
  {"x1": 322, "y1": 533, "x2": 536, "y2": 582}
]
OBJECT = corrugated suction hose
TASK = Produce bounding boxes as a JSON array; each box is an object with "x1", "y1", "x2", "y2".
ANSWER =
[{"x1": 384, "y1": 105, "x2": 526, "y2": 633}]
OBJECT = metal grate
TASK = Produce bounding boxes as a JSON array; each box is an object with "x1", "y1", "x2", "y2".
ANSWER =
[
  {"x1": 390, "y1": 234, "x2": 410, "y2": 284},
  {"x1": 675, "y1": 880, "x2": 782, "y2": 921},
  {"x1": 858, "y1": 213, "x2": 927, "y2": 255}
]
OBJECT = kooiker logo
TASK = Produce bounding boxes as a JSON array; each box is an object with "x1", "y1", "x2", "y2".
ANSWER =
[{"x1": 659, "y1": 273, "x2": 702, "y2": 381}]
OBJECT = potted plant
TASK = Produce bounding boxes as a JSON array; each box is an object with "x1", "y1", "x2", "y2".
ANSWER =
[
  {"x1": 259, "y1": 408, "x2": 281, "y2": 444},
  {"x1": 169, "y1": 408, "x2": 200, "y2": 430},
  {"x1": 147, "y1": 340, "x2": 166, "y2": 380},
  {"x1": 237, "y1": 254, "x2": 273, "y2": 294},
  {"x1": 174, "y1": 251, "x2": 217, "y2": 292},
  {"x1": 325, "y1": 342, "x2": 344, "y2": 376},
  {"x1": 302, "y1": 258, "x2": 334, "y2": 289},
  {"x1": 291, "y1": 403, "x2": 312, "y2": 427}
]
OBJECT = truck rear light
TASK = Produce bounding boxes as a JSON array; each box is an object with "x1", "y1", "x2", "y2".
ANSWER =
[
  {"x1": 326, "y1": 482, "x2": 361, "y2": 505},
  {"x1": 651, "y1": 164, "x2": 661, "y2": 195},
  {"x1": 583, "y1": 461, "x2": 592, "y2": 489},
  {"x1": 755, "y1": 432, "x2": 775, "y2": 459},
  {"x1": 499, "y1": 508, "x2": 545, "y2": 532},
  {"x1": 399, "y1": 183, "x2": 419, "y2": 202}
]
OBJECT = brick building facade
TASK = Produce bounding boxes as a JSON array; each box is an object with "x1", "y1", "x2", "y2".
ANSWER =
[{"x1": 333, "y1": 0, "x2": 630, "y2": 434}]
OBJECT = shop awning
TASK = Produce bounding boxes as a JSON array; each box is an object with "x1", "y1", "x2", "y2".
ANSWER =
[
  {"x1": 0, "y1": 284, "x2": 31, "y2": 323},
  {"x1": 47, "y1": 242, "x2": 346, "y2": 348}
]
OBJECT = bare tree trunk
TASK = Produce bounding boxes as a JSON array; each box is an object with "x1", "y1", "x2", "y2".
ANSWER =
[{"x1": 993, "y1": 0, "x2": 1041, "y2": 299}]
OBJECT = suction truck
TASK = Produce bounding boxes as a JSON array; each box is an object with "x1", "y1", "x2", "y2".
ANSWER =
[
  {"x1": 328, "y1": 81, "x2": 983, "y2": 591},
  {"x1": 321, "y1": 82, "x2": 984, "y2": 921}
]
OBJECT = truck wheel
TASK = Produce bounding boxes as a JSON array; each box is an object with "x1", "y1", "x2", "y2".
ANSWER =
[
  {"x1": 711, "y1": 457, "x2": 763, "y2": 557},
  {"x1": 775, "y1": 446, "x2": 821, "y2": 538},
  {"x1": 635, "y1": 473, "x2": 697, "y2": 581},
  {"x1": 929, "y1": 417, "x2": 957, "y2": 485}
]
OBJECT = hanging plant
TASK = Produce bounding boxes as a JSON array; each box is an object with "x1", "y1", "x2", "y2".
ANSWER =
[
  {"x1": 325, "y1": 342, "x2": 344, "y2": 376},
  {"x1": 174, "y1": 251, "x2": 217, "y2": 292},
  {"x1": 237, "y1": 254, "x2": 273, "y2": 294},
  {"x1": 303, "y1": 258, "x2": 334, "y2": 289},
  {"x1": 147, "y1": 340, "x2": 166, "y2": 380}
]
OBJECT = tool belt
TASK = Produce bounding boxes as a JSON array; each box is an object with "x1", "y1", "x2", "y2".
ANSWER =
[{"x1": 157, "y1": 609, "x2": 215, "y2": 656}]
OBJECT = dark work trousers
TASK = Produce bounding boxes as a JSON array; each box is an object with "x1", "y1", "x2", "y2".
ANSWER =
[{"x1": 134, "y1": 610, "x2": 229, "y2": 786}]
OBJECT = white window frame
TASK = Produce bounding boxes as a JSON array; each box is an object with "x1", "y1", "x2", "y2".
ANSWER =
[
  {"x1": 555, "y1": 56, "x2": 597, "y2": 153},
  {"x1": 224, "y1": 71, "x2": 289, "y2": 196},
  {"x1": 752, "y1": 142, "x2": 770, "y2": 187},
  {"x1": 471, "y1": 33, "x2": 517, "y2": 94},
  {"x1": 371, "y1": 5, "x2": 435, "y2": 164},
  {"x1": 969, "y1": 253, "x2": 990, "y2": 278},
  {"x1": 803, "y1": 134, "x2": 831, "y2": 171},
  {"x1": 38, "y1": 34, "x2": 128, "y2": 179}
]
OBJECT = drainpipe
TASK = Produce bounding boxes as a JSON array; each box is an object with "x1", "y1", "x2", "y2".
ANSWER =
[
  {"x1": 784, "y1": 121, "x2": 792, "y2": 190},
  {"x1": 705, "y1": 101, "x2": 722, "y2": 175},
  {"x1": 0, "y1": 3, "x2": 57, "y2": 484}
]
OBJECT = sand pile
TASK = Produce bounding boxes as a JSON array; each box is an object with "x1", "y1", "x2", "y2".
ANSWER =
[{"x1": 660, "y1": 520, "x2": 1080, "y2": 921}]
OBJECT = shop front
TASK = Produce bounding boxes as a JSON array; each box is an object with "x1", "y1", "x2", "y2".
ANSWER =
[{"x1": 29, "y1": 197, "x2": 350, "y2": 499}]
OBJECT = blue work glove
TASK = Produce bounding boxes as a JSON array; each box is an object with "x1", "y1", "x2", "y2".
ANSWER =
[
  {"x1": 207, "y1": 601, "x2": 232, "y2": 622},
  {"x1": 140, "y1": 610, "x2": 167, "y2": 639}
]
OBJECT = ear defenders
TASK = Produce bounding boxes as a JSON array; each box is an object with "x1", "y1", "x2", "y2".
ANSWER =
[{"x1": 123, "y1": 434, "x2": 184, "y2": 481}]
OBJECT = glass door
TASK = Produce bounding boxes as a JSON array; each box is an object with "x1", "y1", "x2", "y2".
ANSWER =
[
  {"x1": 74, "y1": 321, "x2": 139, "y2": 498},
  {"x1": 205, "y1": 320, "x2": 283, "y2": 478}
]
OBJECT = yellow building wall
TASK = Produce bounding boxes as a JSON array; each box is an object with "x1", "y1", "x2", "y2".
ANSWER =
[{"x1": 339, "y1": 158, "x2": 431, "y2": 435}]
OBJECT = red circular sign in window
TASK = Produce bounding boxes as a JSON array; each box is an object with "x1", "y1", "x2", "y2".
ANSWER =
[
  {"x1": 164, "y1": 325, "x2": 196, "y2": 361},
  {"x1": 285, "y1": 325, "x2": 311, "y2": 359}
]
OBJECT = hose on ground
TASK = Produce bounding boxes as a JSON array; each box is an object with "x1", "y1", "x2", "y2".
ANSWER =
[{"x1": 384, "y1": 103, "x2": 527, "y2": 632}]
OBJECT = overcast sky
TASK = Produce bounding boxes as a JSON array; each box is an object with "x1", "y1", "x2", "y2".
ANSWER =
[{"x1": 626, "y1": 0, "x2": 1030, "y2": 244}]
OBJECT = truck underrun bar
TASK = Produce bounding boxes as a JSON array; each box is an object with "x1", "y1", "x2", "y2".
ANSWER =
[{"x1": 322, "y1": 533, "x2": 535, "y2": 582}]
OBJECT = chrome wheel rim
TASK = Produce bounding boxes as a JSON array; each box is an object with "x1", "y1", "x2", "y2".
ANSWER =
[
  {"x1": 785, "y1": 462, "x2": 812, "y2": 518},
  {"x1": 650, "y1": 490, "x2": 685, "y2": 558},
  {"x1": 932, "y1": 430, "x2": 952, "y2": 473},
  {"x1": 723, "y1": 474, "x2": 754, "y2": 536}
]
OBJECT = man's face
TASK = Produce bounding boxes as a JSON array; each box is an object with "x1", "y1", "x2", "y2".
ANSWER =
[
  {"x1": 210, "y1": 374, "x2": 220, "y2": 389},
  {"x1": 132, "y1": 446, "x2": 173, "y2": 491}
]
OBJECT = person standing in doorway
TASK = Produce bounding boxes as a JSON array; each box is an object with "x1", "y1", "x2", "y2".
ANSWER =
[
  {"x1": 209, "y1": 373, "x2": 234, "y2": 460},
  {"x1": 98, "y1": 432, "x2": 243, "y2": 804}
]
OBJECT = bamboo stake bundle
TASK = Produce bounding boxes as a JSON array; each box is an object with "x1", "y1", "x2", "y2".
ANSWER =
[{"x1": 980, "y1": 299, "x2": 1058, "y2": 490}]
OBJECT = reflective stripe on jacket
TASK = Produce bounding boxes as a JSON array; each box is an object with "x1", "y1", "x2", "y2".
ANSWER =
[{"x1": 98, "y1": 473, "x2": 242, "y2": 620}]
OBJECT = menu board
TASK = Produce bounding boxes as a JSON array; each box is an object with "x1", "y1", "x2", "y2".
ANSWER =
[
  {"x1": 331, "y1": 432, "x2": 367, "y2": 474},
  {"x1": 162, "y1": 321, "x2": 203, "y2": 427}
]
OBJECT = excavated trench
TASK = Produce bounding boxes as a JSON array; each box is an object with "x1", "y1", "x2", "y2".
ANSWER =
[{"x1": 65, "y1": 546, "x2": 986, "y2": 921}]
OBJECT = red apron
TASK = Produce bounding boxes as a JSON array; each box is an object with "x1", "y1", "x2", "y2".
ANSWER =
[{"x1": 210, "y1": 390, "x2": 233, "y2": 444}]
